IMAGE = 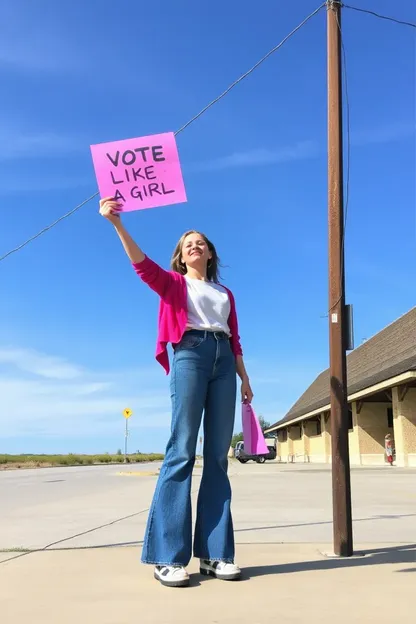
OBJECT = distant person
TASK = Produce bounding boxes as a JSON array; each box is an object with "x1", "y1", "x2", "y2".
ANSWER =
[
  {"x1": 99, "y1": 198, "x2": 253, "y2": 587},
  {"x1": 385, "y1": 434, "x2": 394, "y2": 466}
]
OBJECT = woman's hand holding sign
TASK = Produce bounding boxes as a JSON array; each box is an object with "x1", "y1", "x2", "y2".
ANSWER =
[{"x1": 99, "y1": 197, "x2": 122, "y2": 225}]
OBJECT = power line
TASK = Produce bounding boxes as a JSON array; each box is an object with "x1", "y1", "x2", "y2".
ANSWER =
[
  {"x1": 342, "y1": 3, "x2": 416, "y2": 29},
  {"x1": 2, "y1": 1, "x2": 413, "y2": 264},
  {"x1": 0, "y1": 192, "x2": 100, "y2": 263},
  {"x1": 0, "y1": 3, "x2": 326, "y2": 265},
  {"x1": 174, "y1": 2, "x2": 327, "y2": 136}
]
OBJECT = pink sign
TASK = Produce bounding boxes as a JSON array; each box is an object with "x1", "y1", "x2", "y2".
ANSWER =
[{"x1": 90, "y1": 132, "x2": 187, "y2": 212}]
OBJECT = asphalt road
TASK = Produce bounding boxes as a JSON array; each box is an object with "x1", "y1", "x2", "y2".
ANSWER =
[{"x1": 1, "y1": 461, "x2": 415, "y2": 552}]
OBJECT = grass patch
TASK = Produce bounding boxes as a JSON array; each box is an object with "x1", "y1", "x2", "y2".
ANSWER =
[
  {"x1": 0, "y1": 453, "x2": 164, "y2": 469},
  {"x1": 0, "y1": 547, "x2": 32, "y2": 553}
]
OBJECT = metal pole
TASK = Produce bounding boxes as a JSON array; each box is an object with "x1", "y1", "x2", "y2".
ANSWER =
[
  {"x1": 124, "y1": 418, "x2": 128, "y2": 463},
  {"x1": 327, "y1": 0, "x2": 353, "y2": 557}
]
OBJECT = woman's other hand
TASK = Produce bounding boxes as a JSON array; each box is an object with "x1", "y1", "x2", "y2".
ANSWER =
[{"x1": 241, "y1": 378, "x2": 254, "y2": 403}]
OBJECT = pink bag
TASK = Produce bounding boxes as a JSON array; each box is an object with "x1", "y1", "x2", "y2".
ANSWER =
[{"x1": 242, "y1": 401, "x2": 269, "y2": 455}]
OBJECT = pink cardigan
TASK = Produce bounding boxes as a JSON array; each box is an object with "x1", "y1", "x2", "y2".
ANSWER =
[{"x1": 132, "y1": 256, "x2": 243, "y2": 374}]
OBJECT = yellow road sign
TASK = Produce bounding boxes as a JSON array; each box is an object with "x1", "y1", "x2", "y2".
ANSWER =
[{"x1": 123, "y1": 408, "x2": 133, "y2": 419}]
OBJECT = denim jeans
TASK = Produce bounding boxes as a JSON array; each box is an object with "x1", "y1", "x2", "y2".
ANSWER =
[{"x1": 141, "y1": 330, "x2": 237, "y2": 566}]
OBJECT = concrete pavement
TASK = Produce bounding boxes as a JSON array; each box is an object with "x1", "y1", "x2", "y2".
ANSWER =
[
  {"x1": 1, "y1": 461, "x2": 415, "y2": 623},
  {"x1": 1, "y1": 461, "x2": 415, "y2": 549},
  {"x1": 1, "y1": 543, "x2": 414, "y2": 624}
]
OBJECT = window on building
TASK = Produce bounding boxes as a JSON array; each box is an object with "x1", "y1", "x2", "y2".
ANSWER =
[
  {"x1": 281, "y1": 429, "x2": 288, "y2": 442},
  {"x1": 348, "y1": 408, "x2": 353, "y2": 431},
  {"x1": 387, "y1": 408, "x2": 393, "y2": 428},
  {"x1": 308, "y1": 418, "x2": 322, "y2": 436},
  {"x1": 292, "y1": 425, "x2": 302, "y2": 440}
]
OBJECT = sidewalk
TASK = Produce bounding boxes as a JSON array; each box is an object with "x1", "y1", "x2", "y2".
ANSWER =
[
  {"x1": 1, "y1": 543, "x2": 414, "y2": 624},
  {"x1": 2, "y1": 462, "x2": 415, "y2": 622}
]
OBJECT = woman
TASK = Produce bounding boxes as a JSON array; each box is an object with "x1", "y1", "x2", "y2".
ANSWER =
[{"x1": 99, "y1": 197, "x2": 253, "y2": 588}]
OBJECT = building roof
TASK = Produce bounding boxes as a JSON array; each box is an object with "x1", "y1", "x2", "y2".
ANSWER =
[{"x1": 267, "y1": 307, "x2": 416, "y2": 431}]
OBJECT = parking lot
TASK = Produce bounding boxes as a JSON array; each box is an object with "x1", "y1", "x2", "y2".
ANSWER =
[{"x1": 1, "y1": 460, "x2": 415, "y2": 550}]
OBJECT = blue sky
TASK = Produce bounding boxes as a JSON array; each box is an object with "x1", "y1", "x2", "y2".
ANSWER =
[{"x1": 0, "y1": 0, "x2": 415, "y2": 454}]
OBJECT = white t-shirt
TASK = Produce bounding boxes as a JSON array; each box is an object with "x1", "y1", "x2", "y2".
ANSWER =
[{"x1": 185, "y1": 276, "x2": 231, "y2": 334}]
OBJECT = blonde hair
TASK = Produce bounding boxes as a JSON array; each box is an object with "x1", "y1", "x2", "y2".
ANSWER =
[{"x1": 171, "y1": 230, "x2": 221, "y2": 283}]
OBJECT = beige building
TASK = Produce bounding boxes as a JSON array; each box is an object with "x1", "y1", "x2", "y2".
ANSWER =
[{"x1": 265, "y1": 308, "x2": 416, "y2": 468}]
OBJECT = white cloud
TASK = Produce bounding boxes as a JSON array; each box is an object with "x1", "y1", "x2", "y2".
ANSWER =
[
  {"x1": 188, "y1": 140, "x2": 318, "y2": 172},
  {"x1": 187, "y1": 121, "x2": 415, "y2": 176},
  {"x1": 0, "y1": 347, "x2": 85, "y2": 380},
  {"x1": 0, "y1": 346, "x2": 171, "y2": 439},
  {"x1": 0, "y1": 122, "x2": 82, "y2": 160},
  {"x1": 352, "y1": 121, "x2": 416, "y2": 147}
]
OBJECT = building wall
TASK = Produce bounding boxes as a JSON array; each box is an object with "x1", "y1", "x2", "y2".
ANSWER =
[
  {"x1": 291, "y1": 425, "x2": 305, "y2": 460},
  {"x1": 279, "y1": 440, "x2": 290, "y2": 460},
  {"x1": 277, "y1": 431, "x2": 290, "y2": 461},
  {"x1": 357, "y1": 403, "x2": 389, "y2": 466},
  {"x1": 392, "y1": 387, "x2": 416, "y2": 467},
  {"x1": 304, "y1": 416, "x2": 326, "y2": 463}
]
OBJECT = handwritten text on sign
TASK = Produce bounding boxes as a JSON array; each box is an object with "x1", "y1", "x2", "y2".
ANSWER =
[{"x1": 90, "y1": 132, "x2": 187, "y2": 212}]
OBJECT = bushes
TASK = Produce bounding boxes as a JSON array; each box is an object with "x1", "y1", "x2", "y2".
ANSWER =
[
  {"x1": 94, "y1": 454, "x2": 113, "y2": 463},
  {"x1": 0, "y1": 453, "x2": 164, "y2": 468}
]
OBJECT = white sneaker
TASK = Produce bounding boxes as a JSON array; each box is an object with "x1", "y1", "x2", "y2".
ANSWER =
[
  {"x1": 200, "y1": 559, "x2": 241, "y2": 581},
  {"x1": 154, "y1": 565, "x2": 190, "y2": 587}
]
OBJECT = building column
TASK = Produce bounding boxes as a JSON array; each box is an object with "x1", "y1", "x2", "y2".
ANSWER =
[
  {"x1": 322, "y1": 412, "x2": 331, "y2": 463},
  {"x1": 287, "y1": 427, "x2": 294, "y2": 462},
  {"x1": 392, "y1": 387, "x2": 416, "y2": 467},
  {"x1": 302, "y1": 421, "x2": 310, "y2": 462},
  {"x1": 275, "y1": 436, "x2": 281, "y2": 462},
  {"x1": 348, "y1": 402, "x2": 362, "y2": 466}
]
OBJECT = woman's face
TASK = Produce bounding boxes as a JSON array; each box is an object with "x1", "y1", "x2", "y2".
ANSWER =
[{"x1": 181, "y1": 232, "x2": 211, "y2": 269}]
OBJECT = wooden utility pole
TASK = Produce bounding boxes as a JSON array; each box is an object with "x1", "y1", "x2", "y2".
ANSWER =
[{"x1": 327, "y1": 0, "x2": 353, "y2": 556}]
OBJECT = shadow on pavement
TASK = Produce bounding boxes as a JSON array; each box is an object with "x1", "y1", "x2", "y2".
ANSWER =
[{"x1": 241, "y1": 544, "x2": 416, "y2": 578}]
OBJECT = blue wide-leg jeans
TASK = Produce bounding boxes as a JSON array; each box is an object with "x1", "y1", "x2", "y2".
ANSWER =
[{"x1": 141, "y1": 330, "x2": 237, "y2": 566}]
